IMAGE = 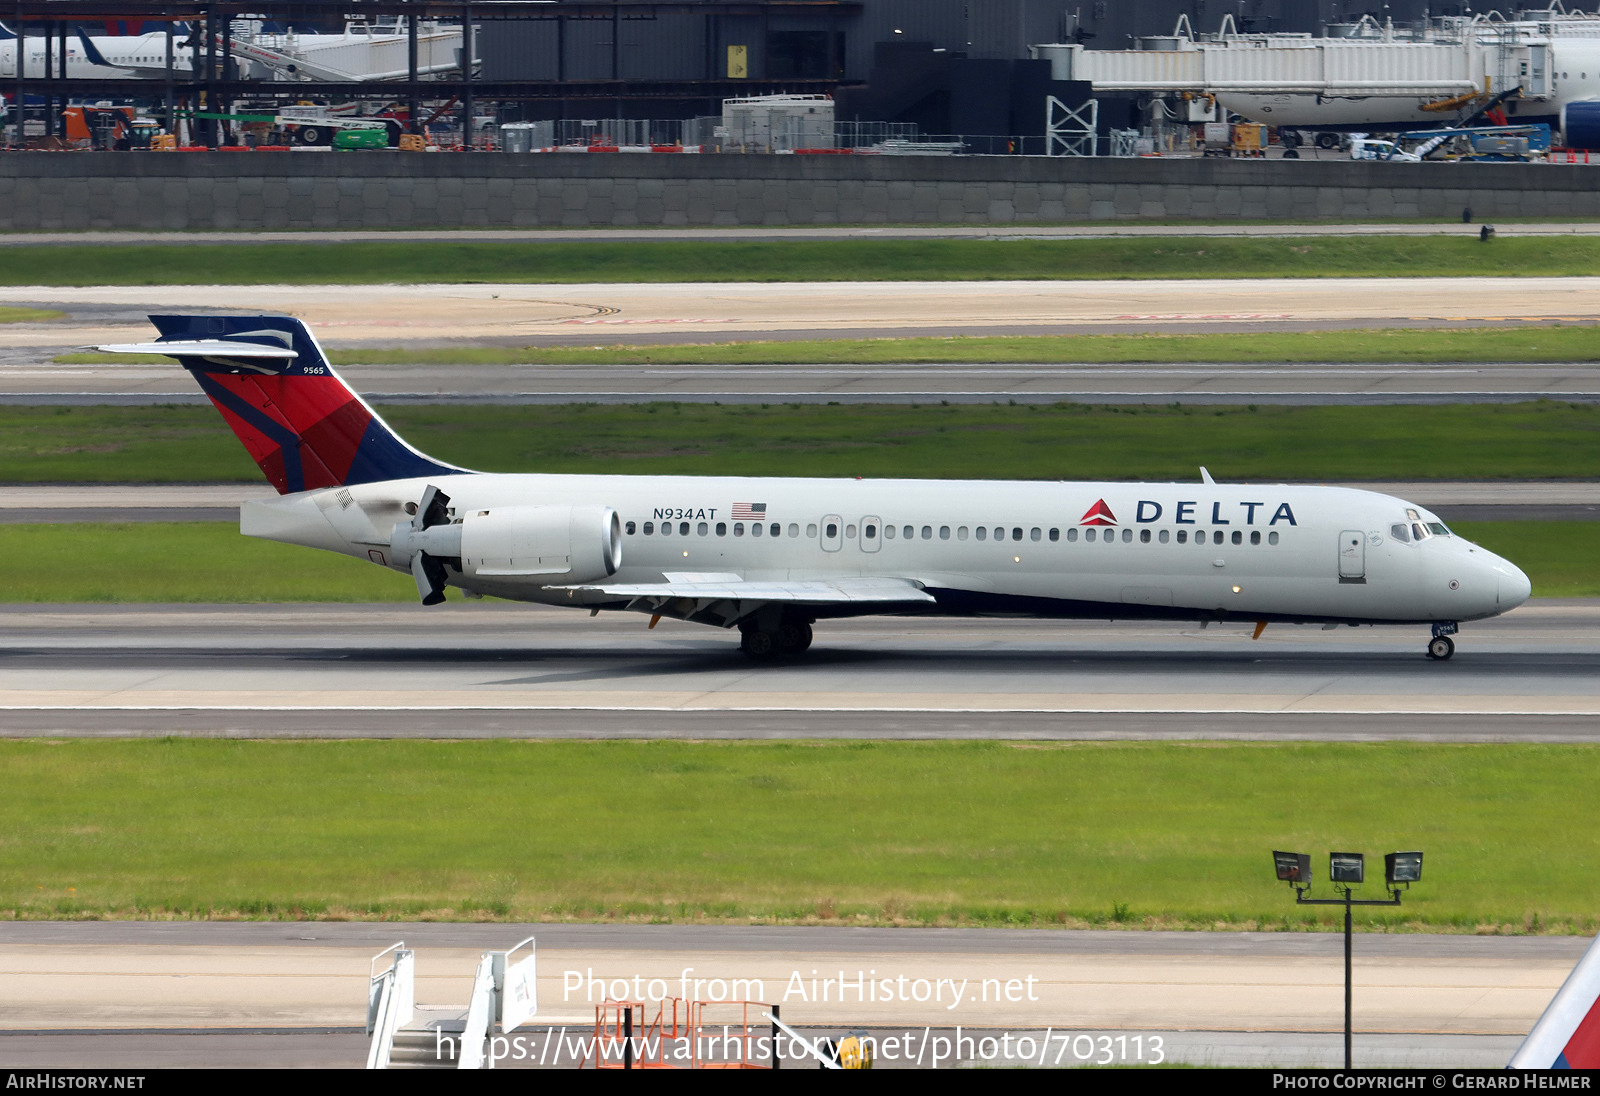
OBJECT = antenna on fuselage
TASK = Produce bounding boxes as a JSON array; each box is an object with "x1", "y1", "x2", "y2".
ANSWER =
[{"x1": 1200, "y1": 466, "x2": 1216, "y2": 485}]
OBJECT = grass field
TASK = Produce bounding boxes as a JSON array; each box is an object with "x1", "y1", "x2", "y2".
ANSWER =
[
  {"x1": 3, "y1": 740, "x2": 1595, "y2": 931},
  {"x1": 1, "y1": 519, "x2": 1590, "y2": 600},
  {"x1": 5, "y1": 401, "x2": 1599, "y2": 483},
  {"x1": 52, "y1": 325, "x2": 1600, "y2": 366},
  {"x1": 10, "y1": 236, "x2": 1600, "y2": 285},
  {"x1": 0, "y1": 306, "x2": 64, "y2": 323}
]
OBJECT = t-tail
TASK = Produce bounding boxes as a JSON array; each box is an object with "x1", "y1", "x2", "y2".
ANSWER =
[
  {"x1": 1509, "y1": 931, "x2": 1600, "y2": 1068},
  {"x1": 94, "y1": 314, "x2": 466, "y2": 494}
]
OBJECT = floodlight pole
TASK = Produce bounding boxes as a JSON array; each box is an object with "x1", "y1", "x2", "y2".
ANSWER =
[{"x1": 1291, "y1": 884, "x2": 1402, "y2": 1069}]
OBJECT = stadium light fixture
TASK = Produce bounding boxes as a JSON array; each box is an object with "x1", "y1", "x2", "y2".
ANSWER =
[{"x1": 1271, "y1": 848, "x2": 1422, "y2": 1069}]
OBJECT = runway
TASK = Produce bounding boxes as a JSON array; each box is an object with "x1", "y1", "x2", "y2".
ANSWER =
[
  {"x1": 2, "y1": 601, "x2": 1596, "y2": 731},
  {"x1": 0, "y1": 922, "x2": 1575, "y2": 1067},
  {"x1": 5, "y1": 277, "x2": 1600, "y2": 352},
  {"x1": 10, "y1": 359, "x2": 1600, "y2": 407}
]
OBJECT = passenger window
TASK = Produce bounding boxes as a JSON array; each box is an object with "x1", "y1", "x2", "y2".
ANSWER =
[
  {"x1": 1121, "y1": 528, "x2": 1132, "y2": 543},
  {"x1": 788, "y1": 523, "x2": 799, "y2": 537},
  {"x1": 846, "y1": 524, "x2": 857, "y2": 538},
  {"x1": 956, "y1": 526, "x2": 968, "y2": 540},
  {"x1": 1140, "y1": 529, "x2": 1151, "y2": 543},
  {"x1": 904, "y1": 526, "x2": 914, "y2": 539},
  {"x1": 1250, "y1": 531, "x2": 1260, "y2": 545},
  {"x1": 679, "y1": 522, "x2": 690, "y2": 536},
  {"x1": 753, "y1": 523, "x2": 764, "y2": 538},
  {"x1": 885, "y1": 525, "x2": 896, "y2": 539},
  {"x1": 1049, "y1": 528, "x2": 1059, "y2": 542},
  {"x1": 734, "y1": 523, "x2": 744, "y2": 537},
  {"x1": 697, "y1": 522, "x2": 708, "y2": 536},
  {"x1": 825, "y1": 523, "x2": 838, "y2": 538},
  {"x1": 993, "y1": 528, "x2": 1003, "y2": 541},
  {"x1": 1030, "y1": 528, "x2": 1041, "y2": 541},
  {"x1": 644, "y1": 521, "x2": 655, "y2": 535},
  {"x1": 922, "y1": 526, "x2": 933, "y2": 540},
  {"x1": 1231, "y1": 531, "x2": 1242, "y2": 545},
  {"x1": 661, "y1": 522, "x2": 672, "y2": 536},
  {"x1": 626, "y1": 521, "x2": 637, "y2": 535},
  {"x1": 808, "y1": 523, "x2": 819, "y2": 537},
  {"x1": 976, "y1": 527, "x2": 987, "y2": 541},
  {"x1": 716, "y1": 522, "x2": 726, "y2": 536},
  {"x1": 1085, "y1": 528, "x2": 1097, "y2": 543},
  {"x1": 939, "y1": 526, "x2": 950, "y2": 540},
  {"x1": 770, "y1": 523, "x2": 780, "y2": 538},
  {"x1": 1176, "y1": 530, "x2": 1186, "y2": 543},
  {"x1": 1012, "y1": 527, "x2": 1022, "y2": 541},
  {"x1": 865, "y1": 524, "x2": 878, "y2": 539},
  {"x1": 1066, "y1": 528, "x2": 1078, "y2": 542},
  {"x1": 1268, "y1": 531, "x2": 1280, "y2": 545},
  {"x1": 1158, "y1": 530, "x2": 1169, "y2": 543}
]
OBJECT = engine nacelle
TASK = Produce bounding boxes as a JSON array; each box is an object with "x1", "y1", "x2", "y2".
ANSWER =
[{"x1": 457, "y1": 504, "x2": 622, "y2": 585}]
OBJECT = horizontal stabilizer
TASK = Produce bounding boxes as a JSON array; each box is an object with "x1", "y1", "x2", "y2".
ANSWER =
[{"x1": 90, "y1": 341, "x2": 299, "y2": 361}]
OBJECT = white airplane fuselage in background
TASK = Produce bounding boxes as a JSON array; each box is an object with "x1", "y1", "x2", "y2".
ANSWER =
[
  {"x1": 0, "y1": 32, "x2": 190, "y2": 80},
  {"x1": 96, "y1": 315, "x2": 1532, "y2": 661}
]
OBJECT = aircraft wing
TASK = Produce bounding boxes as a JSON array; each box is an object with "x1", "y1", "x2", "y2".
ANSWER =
[{"x1": 549, "y1": 575, "x2": 936, "y2": 618}]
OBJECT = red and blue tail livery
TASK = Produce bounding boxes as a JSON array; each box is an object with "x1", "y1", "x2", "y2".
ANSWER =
[
  {"x1": 115, "y1": 315, "x2": 465, "y2": 494},
  {"x1": 1510, "y1": 932, "x2": 1600, "y2": 1068}
]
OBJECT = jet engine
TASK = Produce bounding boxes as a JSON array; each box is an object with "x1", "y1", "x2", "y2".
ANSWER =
[
  {"x1": 458, "y1": 504, "x2": 622, "y2": 585},
  {"x1": 388, "y1": 486, "x2": 622, "y2": 605}
]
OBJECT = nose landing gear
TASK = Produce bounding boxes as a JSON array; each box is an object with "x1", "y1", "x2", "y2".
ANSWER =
[{"x1": 1426, "y1": 622, "x2": 1459, "y2": 661}]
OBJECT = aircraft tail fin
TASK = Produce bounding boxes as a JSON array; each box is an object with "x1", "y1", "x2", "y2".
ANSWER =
[
  {"x1": 1509, "y1": 931, "x2": 1600, "y2": 1068},
  {"x1": 93, "y1": 315, "x2": 467, "y2": 495},
  {"x1": 74, "y1": 27, "x2": 114, "y2": 68}
]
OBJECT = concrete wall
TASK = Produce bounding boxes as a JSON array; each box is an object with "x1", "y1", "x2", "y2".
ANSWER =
[{"x1": 3, "y1": 152, "x2": 1597, "y2": 231}]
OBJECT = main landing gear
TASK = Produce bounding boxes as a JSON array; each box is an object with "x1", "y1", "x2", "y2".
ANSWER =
[
  {"x1": 1426, "y1": 622, "x2": 1459, "y2": 661},
  {"x1": 739, "y1": 617, "x2": 814, "y2": 661}
]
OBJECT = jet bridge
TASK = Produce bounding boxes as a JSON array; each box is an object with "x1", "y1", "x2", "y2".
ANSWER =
[
  {"x1": 1031, "y1": 14, "x2": 1557, "y2": 121},
  {"x1": 1034, "y1": 39, "x2": 1490, "y2": 99}
]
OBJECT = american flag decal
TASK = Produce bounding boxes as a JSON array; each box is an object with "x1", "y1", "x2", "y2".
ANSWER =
[{"x1": 732, "y1": 502, "x2": 768, "y2": 521}]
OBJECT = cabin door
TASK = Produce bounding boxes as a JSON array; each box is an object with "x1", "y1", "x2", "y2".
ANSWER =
[{"x1": 1338, "y1": 529, "x2": 1366, "y2": 583}]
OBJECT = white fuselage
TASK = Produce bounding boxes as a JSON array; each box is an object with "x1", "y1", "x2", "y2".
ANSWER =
[
  {"x1": 243, "y1": 473, "x2": 1532, "y2": 628},
  {"x1": 0, "y1": 34, "x2": 192, "y2": 80}
]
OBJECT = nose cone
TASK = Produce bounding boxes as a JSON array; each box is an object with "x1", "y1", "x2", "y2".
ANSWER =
[{"x1": 1495, "y1": 557, "x2": 1533, "y2": 611}]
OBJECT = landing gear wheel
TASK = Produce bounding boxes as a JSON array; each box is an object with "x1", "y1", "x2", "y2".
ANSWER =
[
  {"x1": 776, "y1": 620, "x2": 814, "y2": 654},
  {"x1": 1281, "y1": 148, "x2": 1300, "y2": 159},
  {"x1": 1426, "y1": 635, "x2": 1455, "y2": 661},
  {"x1": 740, "y1": 628, "x2": 777, "y2": 661}
]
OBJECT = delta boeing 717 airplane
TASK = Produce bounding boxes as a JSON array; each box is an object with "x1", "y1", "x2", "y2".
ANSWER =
[{"x1": 92, "y1": 315, "x2": 1532, "y2": 661}]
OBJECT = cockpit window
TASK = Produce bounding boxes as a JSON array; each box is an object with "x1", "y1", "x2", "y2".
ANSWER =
[
  {"x1": 1390, "y1": 523, "x2": 1411, "y2": 543},
  {"x1": 1427, "y1": 522, "x2": 1452, "y2": 537},
  {"x1": 1412, "y1": 523, "x2": 1431, "y2": 541}
]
